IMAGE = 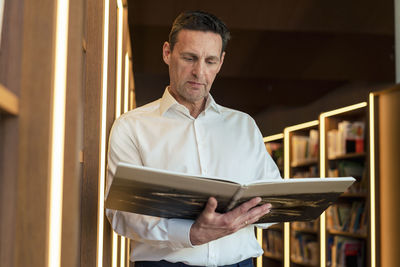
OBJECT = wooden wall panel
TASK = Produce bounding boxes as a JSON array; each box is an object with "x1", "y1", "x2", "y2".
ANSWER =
[
  {"x1": 0, "y1": 0, "x2": 23, "y2": 266},
  {"x1": 15, "y1": 0, "x2": 57, "y2": 265},
  {"x1": 61, "y1": 0, "x2": 86, "y2": 266},
  {"x1": 81, "y1": 0, "x2": 104, "y2": 265}
]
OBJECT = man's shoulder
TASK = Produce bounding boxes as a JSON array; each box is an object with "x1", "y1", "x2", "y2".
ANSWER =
[
  {"x1": 217, "y1": 104, "x2": 255, "y2": 122},
  {"x1": 120, "y1": 99, "x2": 161, "y2": 119}
]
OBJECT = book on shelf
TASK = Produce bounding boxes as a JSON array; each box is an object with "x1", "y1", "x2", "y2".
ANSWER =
[
  {"x1": 328, "y1": 160, "x2": 367, "y2": 194},
  {"x1": 263, "y1": 230, "x2": 283, "y2": 257},
  {"x1": 292, "y1": 220, "x2": 319, "y2": 231},
  {"x1": 328, "y1": 121, "x2": 365, "y2": 158},
  {"x1": 326, "y1": 201, "x2": 367, "y2": 235},
  {"x1": 265, "y1": 142, "x2": 284, "y2": 168},
  {"x1": 291, "y1": 129, "x2": 319, "y2": 165},
  {"x1": 105, "y1": 163, "x2": 355, "y2": 223},
  {"x1": 291, "y1": 232, "x2": 319, "y2": 266},
  {"x1": 328, "y1": 236, "x2": 365, "y2": 267}
]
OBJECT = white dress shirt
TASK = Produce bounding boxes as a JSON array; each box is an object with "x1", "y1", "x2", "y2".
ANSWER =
[{"x1": 105, "y1": 88, "x2": 281, "y2": 266}]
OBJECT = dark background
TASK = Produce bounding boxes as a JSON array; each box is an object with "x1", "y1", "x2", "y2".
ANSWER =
[{"x1": 127, "y1": 0, "x2": 395, "y2": 135}]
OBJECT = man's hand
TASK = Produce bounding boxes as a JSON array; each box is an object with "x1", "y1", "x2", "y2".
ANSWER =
[{"x1": 189, "y1": 197, "x2": 272, "y2": 246}]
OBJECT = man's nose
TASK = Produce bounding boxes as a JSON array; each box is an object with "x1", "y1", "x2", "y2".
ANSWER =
[{"x1": 192, "y1": 61, "x2": 205, "y2": 77}]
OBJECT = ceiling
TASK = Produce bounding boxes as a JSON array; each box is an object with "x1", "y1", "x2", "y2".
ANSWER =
[{"x1": 128, "y1": 0, "x2": 395, "y2": 117}]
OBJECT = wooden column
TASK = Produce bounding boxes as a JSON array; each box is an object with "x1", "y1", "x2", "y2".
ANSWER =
[
  {"x1": 377, "y1": 86, "x2": 400, "y2": 267},
  {"x1": 81, "y1": 0, "x2": 116, "y2": 266}
]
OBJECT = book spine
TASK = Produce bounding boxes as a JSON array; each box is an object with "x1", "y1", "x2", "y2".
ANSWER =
[{"x1": 226, "y1": 186, "x2": 247, "y2": 211}]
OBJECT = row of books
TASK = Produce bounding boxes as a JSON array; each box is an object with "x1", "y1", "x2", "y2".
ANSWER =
[
  {"x1": 291, "y1": 232, "x2": 319, "y2": 266},
  {"x1": 328, "y1": 161, "x2": 367, "y2": 193},
  {"x1": 327, "y1": 121, "x2": 365, "y2": 158},
  {"x1": 263, "y1": 229, "x2": 283, "y2": 257},
  {"x1": 265, "y1": 142, "x2": 284, "y2": 168},
  {"x1": 291, "y1": 129, "x2": 319, "y2": 165},
  {"x1": 327, "y1": 236, "x2": 365, "y2": 267},
  {"x1": 292, "y1": 220, "x2": 319, "y2": 232},
  {"x1": 326, "y1": 202, "x2": 367, "y2": 235},
  {"x1": 292, "y1": 166, "x2": 319, "y2": 178}
]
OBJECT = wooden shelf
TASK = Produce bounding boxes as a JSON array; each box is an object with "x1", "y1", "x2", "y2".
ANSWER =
[
  {"x1": 0, "y1": 84, "x2": 19, "y2": 115},
  {"x1": 340, "y1": 192, "x2": 367, "y2": 198},
  {"x1": 327, "y1": 229, "x2": 367, "y2": 239},
  {"x1": 263, "y1": 251, "x2": 283, "y2": 261},
  {"x1": 291, "y1": 158, "x2": 318, "y2": 168},
  {"x1": 328, "y1": 152, "x2": 366, "y2": 161},
  {"x1": 267, "y1": 224, "x2": 284, "y2": 231},
  {"x1": 292, "y1": 226, "x2": 319, "y2": 235},
  {"x1": 291, "y1": 257, "x2": 319, "y2": 267}
]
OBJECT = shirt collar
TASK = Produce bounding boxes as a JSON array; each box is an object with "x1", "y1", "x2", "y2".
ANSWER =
[{"x1": 159, "y1": 87, "x2": 221, "y2": 117}]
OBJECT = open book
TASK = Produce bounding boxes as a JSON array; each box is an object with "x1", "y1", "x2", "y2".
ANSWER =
[{"x1": 105, "y1": 163, "x2": 355, "y2": 223}]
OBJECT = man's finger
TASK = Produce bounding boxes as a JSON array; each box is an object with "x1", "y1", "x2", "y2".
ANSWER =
[
  {"x1": 228, "y1": 197, "x2": 262, "y2": 218},
  {"x1": 243, "y1": 203, "x2": 272, "y2": 224},
  {"x1": 203, "y1": 197, "x2": 218, "y2": 214}
]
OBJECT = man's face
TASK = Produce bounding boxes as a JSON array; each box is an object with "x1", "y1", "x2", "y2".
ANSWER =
[{"x1": 163, "y1": 29, "x2": 225, "y2": 106}]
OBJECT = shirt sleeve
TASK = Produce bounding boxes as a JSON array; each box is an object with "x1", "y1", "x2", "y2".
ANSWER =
[{"x1": 105, "y1": 116, "x2": 194, "y2": 249}]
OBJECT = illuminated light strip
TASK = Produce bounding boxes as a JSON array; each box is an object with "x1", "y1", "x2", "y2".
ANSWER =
[
  {"x1": 263, "y1": 133, "x2": 284, "y2": 143},
  {"x1": 111, "y1": 1, "x2": 124, "y2": 265},
  {"x1": 283, "y1": 128, "x2": 290, "y2": 267},
  {"x1": 120, "y1": 236, "x2": 126, "y2": 267},
  {"x1": 369, "y1": 93, "x2": 376, "y2": 267},
  {"x1": 263, "y1": 131, "x2": 285, "y2": 267},
  {"x1": 256, "y1": 228, "x2": 263, "y2": 267},
  {"x1": 318, "y1": 102, "x2": 368, "y2": 267},
  {"x1": 124, "y1": 52, "x2": 129, "y2": 113},
  {"x1": 129, "y1": 90, "x2": 134, "y2": 110},
  {"x1": 47, "y1": 0, "x2": 69, "y2": 266},
  {"x1": 319, "y1": 102, "x2": 367, "y2": 118},
  {"x1": 126, "y1": 239, "x2": 130, "y2": 266},
  {"x1": 319, "y1": 115, "x2": 326, "y2": 267},
  {"x1": 115, "y1": 0, "x2": 123, "y2": 118},
  {"x1": 96, "y1": 0, "x2": 109, "y2": 266},
  {"x1": 112, "y1": 231, "x2": 118, "y2": 267},
  {"x1": 283, "y1": 120, "x2": 319, "y2": 267}
]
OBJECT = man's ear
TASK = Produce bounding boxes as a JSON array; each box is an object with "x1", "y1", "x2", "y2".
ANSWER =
[
  {"x1": 216, "y1": 51, "x2": 225, "y2": 73},
  {"x1": 162, "y1": 42, "x2": 171, "y2": 65}
]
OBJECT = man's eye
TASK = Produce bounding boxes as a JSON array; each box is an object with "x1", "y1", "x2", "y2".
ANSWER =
[
  {"x1": 207, "y1": 61, "x2": 217, "y2": 65},
  {"x1": 183, "y1": 57, "x2": 193, "y2": 61}
]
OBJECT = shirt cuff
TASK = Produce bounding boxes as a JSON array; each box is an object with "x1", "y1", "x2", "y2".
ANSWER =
[
  {"x1": 255, "y1": 222, "x2": 278, "y2": 229},
  {"x1": 167, "y1": 218, "x2": 195, "y2": 249}
]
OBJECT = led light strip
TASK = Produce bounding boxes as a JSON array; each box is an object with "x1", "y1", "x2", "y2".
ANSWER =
[
  {"x1": 263, "y1": 133, "x2": 284, "y2": 143},
  {"x1": 318, "y1": 102, "x2": 368, "y2": 267},
  {"x1": 283, "y1": 128, "x2": 290, "y2": 267},
  {"x1": 261, "y1": 133, "x2": 284, "y2": 267},
  {"x1": 369, "y1": 93, "x2": 376, "y2": 267},
  {"x1": 47, "y1": 0, "x2": 69, "y2": 266},
  {"x1": 112, "y1": 232, "x2": 118, "y2": 267},
  {"x1": 283, "y1": 120, "x2": 319, "y2": 267},
  {"x1": 120, "y1": 236, "x2": 126, "y2": 267},
  {"x1": 96, "y1": 0, "x2": 109, "y2": 266},
  {"x1": 319, "y1": 116, "x2": 326, "y2": 267},
  {"x1": 124, "y1": 52, "x2": 129, "y2": 113},
  {"x1": 256, "y1": 228, "x2": 263, "y2": 267},
  {"x1": 115, "y1": 0, "x2": 123, "y2": 118}
]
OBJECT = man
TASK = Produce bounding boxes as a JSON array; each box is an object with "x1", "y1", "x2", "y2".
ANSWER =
[{"x1": 106, "y1": 10, "x2": 281, "y2": 267}]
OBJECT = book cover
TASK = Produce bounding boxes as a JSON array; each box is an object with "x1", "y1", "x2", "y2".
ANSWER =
[{"x1": 105, "y1": 163, "x2": 355, "y2": 223}]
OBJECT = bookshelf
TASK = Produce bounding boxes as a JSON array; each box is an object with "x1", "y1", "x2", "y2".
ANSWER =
[
  {"x1": 261, "y1": 133, "x2": 285, "y2": 267},
  {"x1": 260, "y1": 88, "x2": 400, "y2": 267},
  {"x1": 320, "y1": 102, "x2": 371, "y2": 267},
  {"x1": 284, "y1": 120, "x2": 320, "y2": 267}
]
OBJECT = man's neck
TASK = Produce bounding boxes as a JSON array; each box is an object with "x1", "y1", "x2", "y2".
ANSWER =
[{"x1": 168, "y1": 87, "x2": 207, "y2": 118}]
